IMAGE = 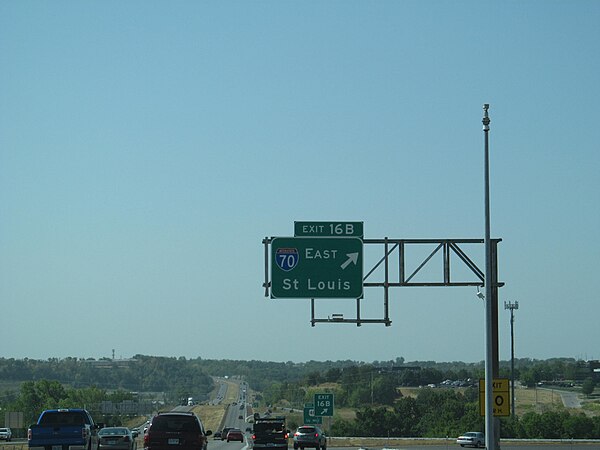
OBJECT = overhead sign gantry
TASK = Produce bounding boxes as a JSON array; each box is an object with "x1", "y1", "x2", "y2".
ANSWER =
[{"x1": 263, "y1": 221, "x2": 502, "y2": 329}]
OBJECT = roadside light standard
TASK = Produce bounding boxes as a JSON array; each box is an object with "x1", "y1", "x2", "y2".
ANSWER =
[
  {"x1": 505, "y1": 300, "x2": 519, "y2": 417},
  {"x1": 482, "y1": 104, "x2": 493, "y2": 450}
]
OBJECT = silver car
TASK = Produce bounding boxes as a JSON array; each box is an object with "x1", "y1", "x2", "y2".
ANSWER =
[
  {"x1": 0, "y1": 428, "x2": 12, "y2": 442},
  {"x1": 293, "y1": 426, "x2": 326, "y2": 450},
  {"x1": 456, "y1": 432, "x2": 484, "y2": 448},
  {"x1": 98, "y1": 427, "x2": 136, "y2": 450}
]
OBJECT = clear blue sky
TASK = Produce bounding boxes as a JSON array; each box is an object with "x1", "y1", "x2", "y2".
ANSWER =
[{"x1": 1, "y1": 1, "x2": 598, "y2": 364}]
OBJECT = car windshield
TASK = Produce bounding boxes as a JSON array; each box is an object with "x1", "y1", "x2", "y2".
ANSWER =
[{"x1": 298, "y1": 427, "x2": 316, "y2": 434}]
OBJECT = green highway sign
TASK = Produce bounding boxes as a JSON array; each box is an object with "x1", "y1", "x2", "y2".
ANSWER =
[
  {"x1": 294, "y1": 221, "x2": 364, "y2": 238},
  {"x1": 314, "y1": 393, "x2": 334, "y2": 417},
  {"x1": 271, "y1": 237, "x2": 363, "y2": 299},
  {"x1": 303, "y1": 406, "x2": 322, "y2": 424}
]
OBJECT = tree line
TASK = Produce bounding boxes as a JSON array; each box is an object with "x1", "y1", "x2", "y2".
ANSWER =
[
  {"x1": 330, "y1": 389, "x2": 600, "y2": 439},
  {"x1": 1, "y1": 355, "x2": 596, "y2": 395},
  {"x1": 259, "y1": 358, "x2": 598, "y2": 409},
  {"x1": 0, "y1": 355, "x2": 213, "y2": 395},
  {"x1": 1, "y1": 355, "x2": 597, "y2": 439},
  {"x1": 251, "y1": 358, "x2": 598, "y2": 439},
  {"x1": 5, "y1": 380, "x2": 137, "y2": 427}
]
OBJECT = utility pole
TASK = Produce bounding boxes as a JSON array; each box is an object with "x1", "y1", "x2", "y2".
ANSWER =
[{"x1": 505, "y1": 300, "x2": 519, "y2": 417}]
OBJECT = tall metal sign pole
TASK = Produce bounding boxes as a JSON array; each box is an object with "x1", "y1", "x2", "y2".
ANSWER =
[{"x1": 483, "y1": 104, "x2": 496, "y2": 450}]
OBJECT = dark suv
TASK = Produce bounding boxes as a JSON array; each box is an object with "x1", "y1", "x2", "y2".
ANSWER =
[{"x1": 144, "y1": 412, "x2": 212, "y2": 450}]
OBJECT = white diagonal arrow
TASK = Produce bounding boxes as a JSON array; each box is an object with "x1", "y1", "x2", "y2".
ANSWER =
[{"x1": 340, "y1": 252, "x2": 359, "y2": 270}]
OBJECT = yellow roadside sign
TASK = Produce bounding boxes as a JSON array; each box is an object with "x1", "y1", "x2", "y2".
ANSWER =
[{"x1": 479, "y1": 378, "x2": 510, "y2": 417}]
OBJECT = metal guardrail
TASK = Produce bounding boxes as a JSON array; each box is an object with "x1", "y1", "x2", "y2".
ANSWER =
[{"x1": 327, "y1": 437, "x2": 600, "y2": 446}]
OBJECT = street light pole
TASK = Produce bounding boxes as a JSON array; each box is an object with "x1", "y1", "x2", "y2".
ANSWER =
[
  {"x1": 482, "y1": 104, "x2": 496, "y2": 450},
  {"x1": 505, "y1": 300, "x2": 519, "y2": 417}
]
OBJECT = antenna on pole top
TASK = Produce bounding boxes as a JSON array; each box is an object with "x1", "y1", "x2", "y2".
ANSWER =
[{"x1": 482, "y1": 104, "x2": 490, "y2": 131}]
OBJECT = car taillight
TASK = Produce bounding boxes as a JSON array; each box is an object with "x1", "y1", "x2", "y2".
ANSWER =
[
  {"x1": 144, "y1": 434, "x2": 150, "y2": 444},
  {"x1": 28, "y1": 429, "x2": 32, "y2": 441},
  {"x1": 251, "y1": 434, "x2": 256, "y2": 440},
  {"x1": 124, "y1": 436, "x2": 130, "y2": 442}
]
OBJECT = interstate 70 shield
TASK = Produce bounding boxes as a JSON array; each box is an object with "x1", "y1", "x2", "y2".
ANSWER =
[{"x1": 274, "y1": 247, "x2": 299, "y2": 272}]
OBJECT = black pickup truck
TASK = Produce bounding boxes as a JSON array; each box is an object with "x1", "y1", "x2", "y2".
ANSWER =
[{"x1": 251, "y1": 416, "x2": 288, "y2": 450}]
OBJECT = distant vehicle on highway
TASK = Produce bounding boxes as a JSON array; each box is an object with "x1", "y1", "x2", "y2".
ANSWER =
[
  {"x1": 226, "y1": 429, "x2": 244, "y2": 442},
  {"x1": 456, "y1": 432, "x2": 484, "y2": 447},
  {"x1": 98, "y1": 427, "x2": 136, "y2": 450},
  {"x1": 293, "y1": 426, "x2": 326, "y2": 450},
  {"x1": 221, "y1": 427, "x2": 233, "y2": 440},
  {"x1": 213, "y1": 432, "x2": 222, "y2": 440},
  {"x1": 144, "y1": 412, "x2": 211, "y2": 450},
  {"x1": 0, "y1": 427, "x2": 12, "y2": 441},
  {"x1": 252, "y1": 416, "x2": 288, "y2": 450}
]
